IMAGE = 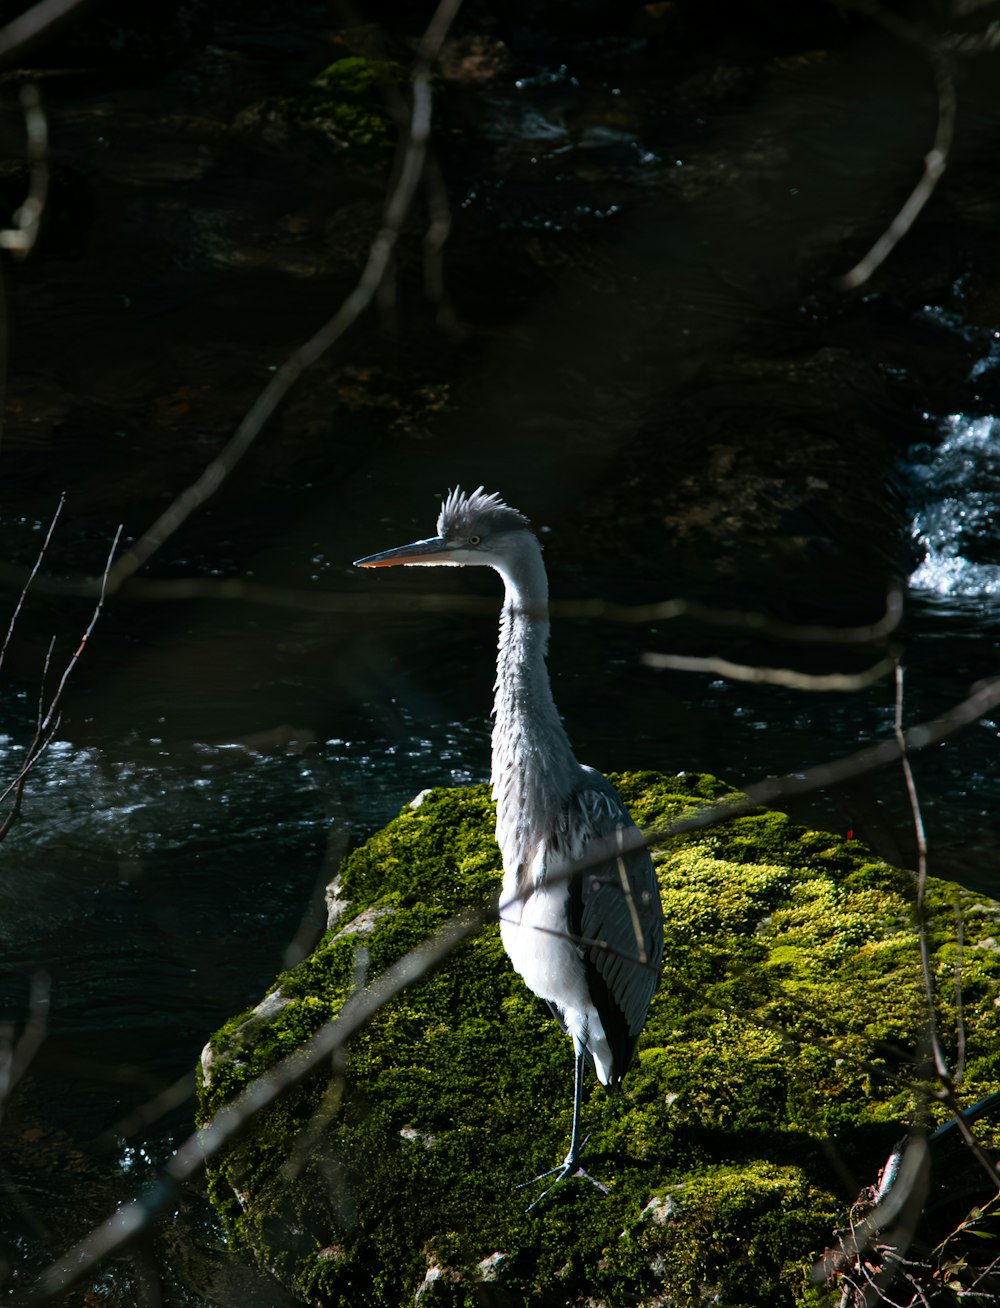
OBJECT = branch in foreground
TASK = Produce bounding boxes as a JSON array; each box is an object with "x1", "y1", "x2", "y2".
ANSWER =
[
  {"x1": 659, "y1": 671, "x2": 1000, "y2": 845},
  {"x1": 514, "y1": 670, "x2": 1000, "y2": 891},
  {"x1": 893, "y1": 663, "x2": 950, "y2": 1088},
  {"x1": 0, "y1": 567, "x2": 905, "y2": 648},
  {"x1": 0, "y1": 84, "x2": 49, "y2": 258},
  {"x1": 0, "y1": 0, "x2": 92, "y2": 64},
  {"x1": 0, "y1": 493, "x2": 64, "y2": 678},
  {"x1": 642, "y1": 650, "x2": 897, "y2": 692},
  {"x1": 21, "y1": 905, "x2": 490, "y2": 1304},
  {"x1": 18, "y1": 665, "x2": 1000, "y2": 1298},
  {"x1": 100, "y1": 0, "x2": 464, "y2": 598},
  {"x1": 0, "y1": 81, "x2": 49, "y2": 451},
  {"x1": 817, "y1": 666, "x2": 1000, "y2": 1305},
  {"x1": 0, "y1": 523, "x2": 121, "y2": 841},
  {"x1": 839, "y1": 1, "x2": 956, "y2": 290}
]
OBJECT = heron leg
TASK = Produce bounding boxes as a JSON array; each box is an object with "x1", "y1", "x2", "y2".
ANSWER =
[
  {"x1": 566, "y1": 1047, "x2": 587, "y2": 1164},
  {"x1": 515, "y1": 1052, "x2": 610, "y2": 1212}
]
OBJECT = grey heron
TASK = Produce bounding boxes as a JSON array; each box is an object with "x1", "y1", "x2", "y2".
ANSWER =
[{"x1": 355, "y1": 486, "x2": 664, "y2": 1206}]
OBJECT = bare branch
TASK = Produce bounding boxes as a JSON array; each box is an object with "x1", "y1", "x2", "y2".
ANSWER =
[
  {"x1": 0, "y1": 493, "x2": 64, "y2": 678},
  {"x1": 107, "y1": 1072, "x2": 195, "y2": 1145},
  {"x1": 0, "y1": 84, "x2": 49, "y2": 257},
  {"x1": 839, "y1": 3, "x2": 956, "y2": 290},
  {"x1": 33, "y1": 635, "x2": 55, "y2": 733},
  {"x1": 24, "y1": 905, "x2": 489, "y2": 1302},
  {"x1": 893, "y1": 663, "x2": 950, "y2": 1085},
  {"x1": 641, "y1": 650, "x2": 897, "y2": 692},
  {"x1": 486, "y1": 671, "x2": 1000, "y2": 909},
  {"x1": 101, "y1": 0, "x2": 465, "y2": 597},
  {"x1": 278, "y1": 946, "x2": 368, "y2": 1187},
  {"x1": 483, "y1": 667, "x2": 1000, "y2": 921},
  {"x1": 0, "y1": 0, "x2": 93, "y2": 63},
  {"x1": 0, "y1": 567, "x2": 905, "y2": 650},
  {"x1": 0, "y1": 81, "x2": 45, "y2": 447},
  {"x1": 18, "y1": 661, "x2": 1000, "y2": 1297},
  {"x1": 0, "y1": 524, "x2": 121, "y2": 840},
  {"x1": 557, "y1": 584, "x2": 904, "y2": 645},
  {"x1": 659, "y1": 671, "x2": 1000, "y2": 844},
  {"x1": 953, "y1": 896, "x2": 966, "y2": 1084},
  {"x1": 496, "y1": 910, "x2": 660, "y2": 977},
  {"x1": 37, "y1": 523, "x2": 121, "y2": 738},
  {"x1": 818, "y1": 1134, "x2": 931, "y2": 1301}
]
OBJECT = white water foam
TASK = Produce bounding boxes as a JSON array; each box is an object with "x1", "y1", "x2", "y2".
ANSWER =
[{"x1": 908, "y1": 413, "x2": 1000, "y2": 597}]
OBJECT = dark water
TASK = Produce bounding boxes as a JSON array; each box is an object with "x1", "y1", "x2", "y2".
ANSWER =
[{"x1": 2, "y1": 9, "x2": 1000, "y2": 1301}]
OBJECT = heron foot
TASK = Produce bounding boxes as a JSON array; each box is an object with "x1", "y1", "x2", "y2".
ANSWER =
[{"x1": 514, "y1": 1137, "x2": 610, "y2": 1212}]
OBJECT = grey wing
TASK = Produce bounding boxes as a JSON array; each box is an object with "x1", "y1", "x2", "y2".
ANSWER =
[{"x1": 566, "y1": 776, "x2": 664, "y2": 1085}]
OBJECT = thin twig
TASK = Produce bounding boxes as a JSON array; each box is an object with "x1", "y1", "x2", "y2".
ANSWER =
[
  {"x1": 107, "y1": 1072, "x2": 195, "y2": 1145},
  {"x1": 896, "y1": 1267, "x2": 932, "y2": 1308},
  {"x1": 893, "y1": 663, "x2": 949, "y2": 1083},
  {"x1": 657, "y1": 671, "x2": 1000, "y2": 847},
  {"x1": 0, "y1": 525, "x2": 121, "y2": 840},
  {"x1": 824, "y1": 1162, "x2": 944, "y2": 1308},
  {"x1": 954, "y1": 895, "x2": 966, "y2": 1084},
  {"x1": 0, "y1": 701, "x2": 59, "y2": 834},
  {"x1": 496, "y1": 911, "x2": 660, "y2": 976},
  {"x1": 34, "y1": 634, "x2": 55, "y2": 732},
  {"x1": 0, "y1": 493, "x2": 65, "y2": 677},
  {"x1": 278, "y1": 945, "x2": 369, "y2": 1187},
  {"x1": 968, "y1": 1251, "x2": 1000, "y2": 1294},
  {"x1": 38, "y1": 524, "x2": 121, "y2": 738},
  {"x1": 479, "y1": 666, "x2": 1000, "y2": 932}
]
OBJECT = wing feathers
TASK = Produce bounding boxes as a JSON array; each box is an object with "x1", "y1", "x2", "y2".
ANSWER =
[{"x1": 567, "y1": 782, "x2": 664, "y2": 1083}]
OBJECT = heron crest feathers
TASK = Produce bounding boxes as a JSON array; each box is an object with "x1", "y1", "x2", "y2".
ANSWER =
[{"x1": 438, "y1": 486, "x2": 530, "y2": 540}]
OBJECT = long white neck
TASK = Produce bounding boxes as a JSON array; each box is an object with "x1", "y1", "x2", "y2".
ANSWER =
[{"x1": 490, "y1": 539, "x2": 580, "y2": 874}]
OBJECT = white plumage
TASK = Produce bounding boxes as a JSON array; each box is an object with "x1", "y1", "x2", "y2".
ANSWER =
[{"x1": 356, "y1": 486, "x2": 664, "y2": 1205}]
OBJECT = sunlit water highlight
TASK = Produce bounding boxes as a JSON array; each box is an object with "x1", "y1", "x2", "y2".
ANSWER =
[{"x1": 908, "y1": 412, "x2": 1000, "y2": 598}]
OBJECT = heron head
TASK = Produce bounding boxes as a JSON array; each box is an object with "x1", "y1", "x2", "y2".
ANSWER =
[{"x1": 354, "y1": 486, "x2": 533, "y2": 569}]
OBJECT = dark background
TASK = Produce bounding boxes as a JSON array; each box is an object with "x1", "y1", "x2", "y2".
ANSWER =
[{"x1": 2, "y1": 0, "x2": 1000, "y2": 1300}]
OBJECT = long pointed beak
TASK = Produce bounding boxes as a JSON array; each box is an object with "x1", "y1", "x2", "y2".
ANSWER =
[{"x1": 354, "y1": 535, "x2": 454, "y2": 568}]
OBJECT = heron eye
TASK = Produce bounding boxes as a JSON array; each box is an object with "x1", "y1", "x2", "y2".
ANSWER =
[{"x1": 469, "y1": 534, "x2": 481, "y2": 546}]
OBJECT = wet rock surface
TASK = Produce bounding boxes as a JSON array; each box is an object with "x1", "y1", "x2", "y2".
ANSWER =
[{"x1": 198, "y1": 774, "x2": 1000, "y2": 1307}]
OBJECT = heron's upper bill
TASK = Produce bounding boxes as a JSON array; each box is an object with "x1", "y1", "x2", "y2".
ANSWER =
[{"x1": 354, "y1": 536, "x2": 453, "y2": 568}]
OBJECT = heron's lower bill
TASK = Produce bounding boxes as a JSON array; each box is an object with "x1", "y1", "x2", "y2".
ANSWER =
[{"x1": 354, "y1": 536, "x2": 452, "y2": 568}]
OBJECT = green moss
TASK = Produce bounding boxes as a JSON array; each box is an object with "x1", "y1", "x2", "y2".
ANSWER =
[
  {"x1": 197, "y1": 772, "x2": 1000, "y2": 1306},
  {"x1": 252, "y1": 56, "x2": 462, "y2": 161}
]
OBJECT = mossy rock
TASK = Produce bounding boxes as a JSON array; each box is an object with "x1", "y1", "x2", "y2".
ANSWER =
[
  {"x1": 197, "y1": 772, "x2": 1000, "y2": 1306},
  {"x1": 243, "y1": 57, "x2": 462, "y2": 161}
]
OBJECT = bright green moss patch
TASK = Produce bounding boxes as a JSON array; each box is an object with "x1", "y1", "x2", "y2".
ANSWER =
[
  {"x1": 197, "y1": 772, "x2": 1000, "y2": 1306},
  {"x1": 245, "y1": 56, "x2": 465, "y2": 162},
  {"x1": 268, "y1": 57, "x2": 404, "y2": 158}
]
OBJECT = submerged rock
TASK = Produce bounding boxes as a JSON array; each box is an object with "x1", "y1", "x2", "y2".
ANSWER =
[{"x1": 197, "y1": 772, "x2": 1000, "y2": 1306}]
